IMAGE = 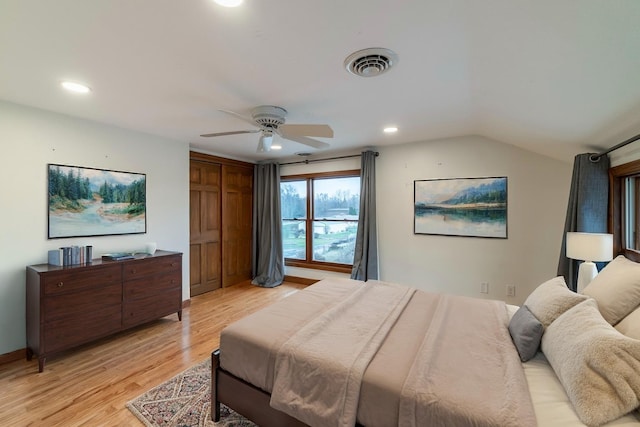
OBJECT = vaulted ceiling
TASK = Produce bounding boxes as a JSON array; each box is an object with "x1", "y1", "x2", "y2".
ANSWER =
[{"x1": 1, "y1": 0, "x2": 639, "y2": 162}]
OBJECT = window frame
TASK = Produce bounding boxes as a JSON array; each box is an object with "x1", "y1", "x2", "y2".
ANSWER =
[
  {"x1": 281, "y1": 169, "x2": 360, "y2": 274},
  {"x1": 610, "y1": 158, "x2": 640, "y2": 262}
]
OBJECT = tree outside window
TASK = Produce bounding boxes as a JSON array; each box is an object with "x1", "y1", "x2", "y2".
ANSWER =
[{"x1": 281, "y1": 171, "x2": 360, "y2": 272}]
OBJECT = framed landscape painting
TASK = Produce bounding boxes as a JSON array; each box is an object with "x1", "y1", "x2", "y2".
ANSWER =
[
  {"x1": 414, "y1": 176, "x2": 507, "y2": 238},
  {"x1": 48, "y1": 164, "x2": 146, "y2": 239}
]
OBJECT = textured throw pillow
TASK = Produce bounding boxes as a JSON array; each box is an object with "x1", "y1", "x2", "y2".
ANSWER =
[
  {"x1": 542, "y1": 299, "x2": 640, "y2": 426},
  {"x1": 615, "y1": 305, "x2": 640, "y2": 340},
  {"x1": 508, "y1": 305, "x2": 543, "y2": 362},
  {"x1": 523, "y1": 276, "x2": 589, "y2": 328},
  {"x1": 583, "y1": 255, "x2": 640, "y2": 325}
]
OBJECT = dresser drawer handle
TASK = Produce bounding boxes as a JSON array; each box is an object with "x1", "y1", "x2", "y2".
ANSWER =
[
  {"x1": 57, "y1": 282, "x2": 64, "y2": 288},
  {"x1": 131, "y1": 269, "x2": 136, "y2": 274}
]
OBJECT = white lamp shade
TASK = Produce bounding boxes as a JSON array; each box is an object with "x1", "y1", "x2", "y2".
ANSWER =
[{"x1": 566, "y1": 232, "x2": 613, "y2": 262}]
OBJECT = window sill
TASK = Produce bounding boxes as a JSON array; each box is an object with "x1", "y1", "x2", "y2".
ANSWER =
[{"x1": 285, "y1": 259, "x2": 352, "y2": 274}]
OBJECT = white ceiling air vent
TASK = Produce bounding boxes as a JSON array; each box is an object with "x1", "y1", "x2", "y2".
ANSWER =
[{"x1": 344, "y1": 48, "x2": 398, "y2": 77}]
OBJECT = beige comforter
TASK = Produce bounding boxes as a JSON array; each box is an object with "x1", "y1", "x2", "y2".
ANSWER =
[
  {"x1": 220, "y1": 278, "x2": 536, "y2": 427},
  {"x1": 270, "y1": 280, "x2": 415, "y2": 427},
  {"x1": 398, "y1": 294, "x2": 536, "y2": 427}
]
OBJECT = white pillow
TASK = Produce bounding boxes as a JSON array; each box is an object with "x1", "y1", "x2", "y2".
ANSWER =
[
  {"x1": 615, "y1": 305, "x2": 640, "y2": 340},
  {"x1": 542, "y1": 299, "x2": 640, "y2": 426},
  {"x1": 523, "y1": 276, "x2": 589, "y2": 328},
  {"x1": 583, "y1": 255, "x2": 640, "y2": 325}
]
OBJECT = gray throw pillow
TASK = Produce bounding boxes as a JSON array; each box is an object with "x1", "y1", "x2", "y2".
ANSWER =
[{"x1": 508, "y1": 305, "x2": 543, "y2": 362}]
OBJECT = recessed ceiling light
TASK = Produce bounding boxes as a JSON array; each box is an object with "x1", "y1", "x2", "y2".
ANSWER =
[
  {"x1": 271, "y1": 144, "x2": 282, "y2": 150},
  {"x1": 61, "y1": 81, "x2": 91, "y2": 94},
  {"x1": 384, "y1": 126, "x2": 398, "y2": 133},
  {"x1": 213, "y1": 0, "x2": 243, "y2": 7}
]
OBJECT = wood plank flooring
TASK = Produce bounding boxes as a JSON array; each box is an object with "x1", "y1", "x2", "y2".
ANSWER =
[{"x1": 0, "y1": 280, "x2": 307, "y2": 426}]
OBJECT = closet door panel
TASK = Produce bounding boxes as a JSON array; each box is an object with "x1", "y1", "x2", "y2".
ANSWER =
[
  {"x1": 222, "y1": 165, "x2": 253, "y2": 287},
  {"x1": 189, "y1": 161, "x2": 222, "y2": 296}
]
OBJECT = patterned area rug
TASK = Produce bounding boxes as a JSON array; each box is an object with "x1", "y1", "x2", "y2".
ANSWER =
[{"x1": 127, "y1": 358, "x2": 256, "y2": 427}]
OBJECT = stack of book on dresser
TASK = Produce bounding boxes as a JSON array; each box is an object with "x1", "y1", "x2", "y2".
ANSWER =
[
  {"x1": 101, "y1": 252, "x2": 135, "y2": 261},
  {"x1": 48, "y1": 245, "x2": 93, "y2": 266}
]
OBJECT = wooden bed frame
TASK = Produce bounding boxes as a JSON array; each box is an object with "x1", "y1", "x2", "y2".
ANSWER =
[
  {"x1": 211, "y1": 349, "x2": 309, "y2": 427},
  {"x1": 211, "y1": 349, "x2": 367, "y2": 426}
]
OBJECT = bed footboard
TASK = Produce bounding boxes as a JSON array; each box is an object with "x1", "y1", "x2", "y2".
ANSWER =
[{"x1": 211, "y1": 349, "x2": 309, "y2": 427}]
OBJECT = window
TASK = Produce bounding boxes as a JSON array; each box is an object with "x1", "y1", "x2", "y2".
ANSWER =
[
  {"x1": 281, "y1": 170, "x2": 360, "y2": 273},
  {"x1": 623, "y1": 175, "x2": 640, "y2": 250},
  {"x1": 610, "y1": 159, "x2": 640, "y2": 262}
]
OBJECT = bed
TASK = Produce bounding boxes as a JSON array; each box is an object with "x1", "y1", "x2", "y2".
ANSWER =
[{"x1": 211, "y1": 258, "x2": 640, "y2": 427}]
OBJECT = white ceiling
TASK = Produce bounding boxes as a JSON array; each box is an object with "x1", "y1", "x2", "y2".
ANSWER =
[{"x1": 1, "y1": 0, "x2": 639, "y2": 163}]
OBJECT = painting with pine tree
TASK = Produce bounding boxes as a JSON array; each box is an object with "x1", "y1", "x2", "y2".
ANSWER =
[{"x1": 48, "y1": 164, "x2": 146, "y2": 238}]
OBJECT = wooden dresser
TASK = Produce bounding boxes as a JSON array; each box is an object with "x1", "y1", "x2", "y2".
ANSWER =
[{"x1": 26, "y1": 250, "x2": 182, "y2": 372}]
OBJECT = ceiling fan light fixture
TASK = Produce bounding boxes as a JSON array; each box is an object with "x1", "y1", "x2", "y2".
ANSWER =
[
  {"x1": 257, "y1": 133, "x2": 273, "y2": 152},
  {"x1": 270, "y1": 144, "x2": 282, "y2": 150},
  {"x1": 344, "y1": 48, "x2": 398, "y2": 77}
]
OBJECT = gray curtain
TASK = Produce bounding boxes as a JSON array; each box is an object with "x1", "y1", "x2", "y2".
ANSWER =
[
  {"x1": 351, "y1": 151, "x2": 379, "y2": 281},
  {"x1": 251, "y1": 162, "x2": 284, "y2": 288},
  {"x1": 557, "y1": 153, "x2": 610, "y2": 291}
]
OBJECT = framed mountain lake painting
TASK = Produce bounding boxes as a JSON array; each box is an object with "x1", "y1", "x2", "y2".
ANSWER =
[
  {"x1": 48, "y1": 164, "x2": 146, "y2": 239},
  {"x1": 414, "y1": 177, "x2": 507, "y2": 238}
]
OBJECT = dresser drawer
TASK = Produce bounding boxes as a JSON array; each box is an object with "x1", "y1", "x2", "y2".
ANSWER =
[
  {"x1": 44, "y1": 283, "x2": 122, "y2": 321},
  {"x1": 123, "y1": 255, "x2": 181, "y2": 281},
  {"x1": 44, "y1": 304, "x2": 122, "y2": 353},
  {"x1": 122, "y1": 288, "x2": 181, "y2": 328},
  {"x1": 124, "y1": 271, "x2": 181, "y2": 301},
  {"x1": 43, "y1": 264, "x2": 121, "y2": 295}
]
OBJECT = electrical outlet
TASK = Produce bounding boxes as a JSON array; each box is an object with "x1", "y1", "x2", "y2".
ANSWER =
[
  {"x1": 480, "y1": 282, "x2": 489, "y2": 294},
  {"x1": 506, "y1": 285, "x2": 516, "y2": 297}
]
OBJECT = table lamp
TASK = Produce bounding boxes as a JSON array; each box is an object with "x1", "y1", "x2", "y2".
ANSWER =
[{"x1": 566, "y1": 232, "x2": 613, "y2": 293}]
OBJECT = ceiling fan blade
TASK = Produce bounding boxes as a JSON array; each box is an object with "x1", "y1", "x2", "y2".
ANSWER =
[
  {"x1": 200, "y1": 129, "x2": 260, "y2": 137},
  {"x1": 278, "y1": 124, "x2": 334, "y2": 138},
  {"x1": 219, "y1": 109, "x2": 259, "y2": 128},
  {"x1": 281, "y1": 134, "x2": 330, "y2": 149}
]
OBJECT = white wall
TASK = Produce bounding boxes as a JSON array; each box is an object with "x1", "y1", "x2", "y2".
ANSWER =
[
  {"x1": 0, "y1": 102, "x2": 572, "y2": 355},
  {"x1": 282, "y1": 137, "x2": 572, "y2": 305},
  {"x1": 0, "y1": 101, "x2": 190, "y2": 355},
  {"x1": 609, "y1": 142, "x2": 640, "y2": 167}
]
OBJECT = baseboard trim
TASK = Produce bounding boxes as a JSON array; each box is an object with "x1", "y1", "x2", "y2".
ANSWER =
[
  {"x1": 283, "y1": 275, "x2": 319, "y2": 286},
  {"x1": 182, "y1": 299, "x2": 191, "y2": 308},
  {"x1": 0, "y1": 348, "x2": 25, "y2": 365}
]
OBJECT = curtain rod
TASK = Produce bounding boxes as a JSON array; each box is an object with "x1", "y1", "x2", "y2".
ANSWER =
[
  {"x1": 280, "y1": 151, "x2": 379, "y2": 166},
  {"x1": 590, "y1": 133, "x2": 640, "y2": 162}
]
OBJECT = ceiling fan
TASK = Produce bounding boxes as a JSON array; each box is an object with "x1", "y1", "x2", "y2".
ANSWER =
[{"x1": 200, "y1": 105, "x2": 333, "y2": 152}]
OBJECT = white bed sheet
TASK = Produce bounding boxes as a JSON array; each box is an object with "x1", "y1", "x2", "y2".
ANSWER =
[
  {"x1": 507, "y1": 304, "x2": 640, "y2": 426},
  {"x1": 524, "y1": 353, "x2": 639, "y2": 426}
]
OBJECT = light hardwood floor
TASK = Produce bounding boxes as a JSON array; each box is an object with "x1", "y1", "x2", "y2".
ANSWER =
[{"x1": 0, "y1": 280, "x2": 307, "y2": 426}]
